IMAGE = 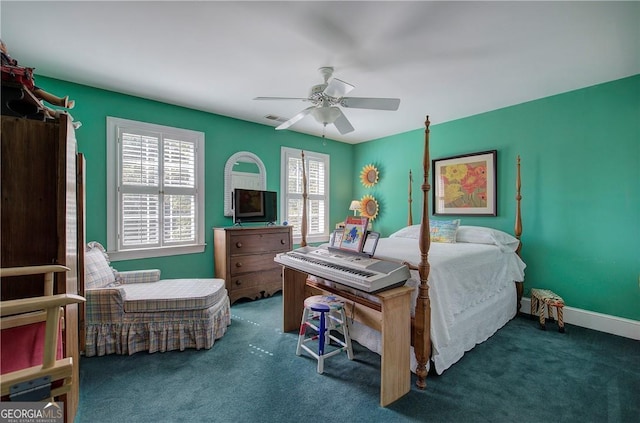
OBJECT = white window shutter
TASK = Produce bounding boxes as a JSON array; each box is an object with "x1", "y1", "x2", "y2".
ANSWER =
[{"x1": 107, "y1": 117, "x2": 205, "y2": 259}]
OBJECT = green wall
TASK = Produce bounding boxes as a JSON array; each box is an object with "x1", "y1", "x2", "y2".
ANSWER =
[
  {"x1": 38, "y1": 74, "x2": 639, "y2": 321},
  {"x1": 35, "y1": 76, "x2": 354, "y2": 278},
  {"x1": 354, "y1": 74, "x2": 640, "y2": 321}
]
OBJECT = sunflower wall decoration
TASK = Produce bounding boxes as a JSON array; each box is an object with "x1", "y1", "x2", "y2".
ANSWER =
[
  {"x1": 360, "y1": 194, "x2": 379, "y2": 220},
  {"x1": 360, "y1": 164, "x2": 379, "y2": 188}
]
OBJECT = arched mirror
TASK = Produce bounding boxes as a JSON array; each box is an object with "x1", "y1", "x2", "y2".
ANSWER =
[{"x1": 224, "y1": 151, "x2": 267, "y2": 216}]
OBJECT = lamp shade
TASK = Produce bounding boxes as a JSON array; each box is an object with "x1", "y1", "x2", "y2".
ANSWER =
[{"x1": 349, "y1": 200, "x2": 361, "y2": 211}]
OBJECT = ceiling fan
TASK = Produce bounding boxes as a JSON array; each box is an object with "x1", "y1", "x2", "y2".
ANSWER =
[{"x1": 254, "y1": 67, "x2": 400, "y2": 135}]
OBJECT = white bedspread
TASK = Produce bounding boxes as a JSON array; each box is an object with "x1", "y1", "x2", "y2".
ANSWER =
[{"x1": 347, "y1": 236, "x2": 526, "y2": 374}]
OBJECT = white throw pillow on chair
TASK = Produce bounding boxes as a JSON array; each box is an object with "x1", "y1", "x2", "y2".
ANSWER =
[{"x1": 85, "y1": 242, "x2": 120, "y2": 289}]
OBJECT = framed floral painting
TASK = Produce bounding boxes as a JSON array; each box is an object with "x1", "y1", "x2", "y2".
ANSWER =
[{"x1": 432, "y1": 150, "x2": 497, "y2": 216}]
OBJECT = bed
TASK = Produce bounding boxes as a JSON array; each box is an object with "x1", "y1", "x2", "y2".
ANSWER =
[
  {"x1": 328, "y1": 225, "x2": 525, "y2": 375},
  {"x1": 300, "y1": 116, "x2": 525, "y2": 389}
]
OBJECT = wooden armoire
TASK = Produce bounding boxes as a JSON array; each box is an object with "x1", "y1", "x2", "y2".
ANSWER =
[{"x1": 1, "y1": 114, "x2": 85, "y2": 422}]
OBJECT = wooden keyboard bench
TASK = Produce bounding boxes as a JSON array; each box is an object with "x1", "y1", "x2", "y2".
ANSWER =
[{"x1": 281, "y1": 267, "x2": 413, "y2": 406}]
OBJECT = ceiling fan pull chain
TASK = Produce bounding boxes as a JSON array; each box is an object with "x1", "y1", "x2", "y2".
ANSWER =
[{"x1": 322, "y1": 124, "x2": 327, "y2": 146}]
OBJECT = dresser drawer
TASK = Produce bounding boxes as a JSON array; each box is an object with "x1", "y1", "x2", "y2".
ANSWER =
[
  {"x1": 230, "y1": 268, "x2": 282, "y2": 292},
  {"x1": 229, "y1": 253, "x2": 281, "y2": 276},
  {"x1": 229, "y1": 232, "x2": 291, "y2": 255}
]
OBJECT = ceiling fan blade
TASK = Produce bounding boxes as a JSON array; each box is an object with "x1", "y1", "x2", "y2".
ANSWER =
[
  {"x1": 333, "y1": 109, "x2": 355, "y2": 135},
  {"x1": 340, "y1": 97, "x2": 401, "y2": 111},
  {"x1": 323, "y1": 78, "x2": 355, "y2": 98},
  {"x1": 254, "y1": 97, "x2": 309, "y2": 101},
  {"x1": 275, "y1": 106, "x2": 315, "y2": 130}
]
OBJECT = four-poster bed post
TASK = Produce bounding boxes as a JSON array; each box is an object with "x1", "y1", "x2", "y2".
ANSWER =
[
  {"x1": 414, "y1": 116, "x2": 432, "y2": 389},
  {"x1": 300, "y1": 150, "x2": 308, "y2": 247},
  {"x1": 408, "y1": 170, "x2": 413, "y2": 227},
  {"x1": 515, "y1": 155, "x2": 523, "y2": 313}
]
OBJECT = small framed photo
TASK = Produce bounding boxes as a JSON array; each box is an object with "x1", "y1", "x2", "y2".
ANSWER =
[
  {"x1": 362, "y1": 231, "x2": 380, "y2": 257},
  {"x1": 432, "y1": 150, "x2": 497, "y2": 216},
  {"x1": 329, "y1": 229, "x2": 344, "y2": 248}
]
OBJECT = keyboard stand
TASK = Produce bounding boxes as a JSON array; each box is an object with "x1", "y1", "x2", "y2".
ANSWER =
[{"x1": 281, "y1": 266, "x2": 412, "y2": 407}]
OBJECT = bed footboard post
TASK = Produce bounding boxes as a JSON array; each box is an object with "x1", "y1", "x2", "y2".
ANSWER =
[{"x1": 415, "y1": 115, "x2": 432, "y2": 389}]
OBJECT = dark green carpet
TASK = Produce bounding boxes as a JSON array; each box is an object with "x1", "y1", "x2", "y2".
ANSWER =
[{"x1": 76, "y1": 293, "x2": 639, "y2": 422}]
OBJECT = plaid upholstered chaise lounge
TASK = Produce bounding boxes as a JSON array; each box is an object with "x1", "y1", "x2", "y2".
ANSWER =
[{"x1": 83, "y1": 242, "x2": 230, "y2": 357}]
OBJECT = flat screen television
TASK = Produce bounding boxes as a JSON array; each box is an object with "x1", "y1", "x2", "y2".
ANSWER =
[{"x1": 233, "y1": 188, "x2": 278, "y2": 225}]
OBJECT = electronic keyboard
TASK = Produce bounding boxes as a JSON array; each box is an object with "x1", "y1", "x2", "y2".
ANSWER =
[{"x1": 274, "y1": 246, "x2": 410, "y2": 293}]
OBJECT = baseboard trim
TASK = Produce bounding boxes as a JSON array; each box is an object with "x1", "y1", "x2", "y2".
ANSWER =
[{"x1": 521, "y1": 297, "x2": 640, "y2": 340}]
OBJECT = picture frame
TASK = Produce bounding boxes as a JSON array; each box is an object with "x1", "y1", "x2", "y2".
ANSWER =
[
  {"x1": 329, "y1": 229, "x2": 344, "y2": 248},
  {"x1": 432, "y1": 150, "x2": 497, "y2": 216},
  {"x1": 362, "y1": 231, "x2": 380, "y2": 257},
  {"x1": 339, "y1": 216, "x2": 369, "y2": 252}
]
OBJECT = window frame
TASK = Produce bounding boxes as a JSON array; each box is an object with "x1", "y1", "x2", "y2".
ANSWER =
[
  {"x1": 106, "y1": 117, "x2": 205, "y2": 261},
  {"x1": 280, "y1": 147, "x2": 330, "y2": 245}
]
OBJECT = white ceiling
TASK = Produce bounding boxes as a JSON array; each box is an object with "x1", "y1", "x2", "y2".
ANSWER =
[{"x1": 2, "y1": 1, "x2": 638, "y2": 143}]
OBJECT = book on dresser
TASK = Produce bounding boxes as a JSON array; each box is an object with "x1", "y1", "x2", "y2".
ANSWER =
[{"x1": 213, "y1": 226, "x2": 293, "y2": 304}]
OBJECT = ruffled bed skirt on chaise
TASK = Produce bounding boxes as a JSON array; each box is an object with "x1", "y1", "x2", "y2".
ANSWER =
[{"x1": 85, "y1": 297, "x2": 230, "y2": 357}]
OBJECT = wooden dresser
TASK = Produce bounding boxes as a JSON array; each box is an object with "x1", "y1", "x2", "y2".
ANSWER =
[{"x1": 214, "y1": 226, "x2": 293, "y2": 304}]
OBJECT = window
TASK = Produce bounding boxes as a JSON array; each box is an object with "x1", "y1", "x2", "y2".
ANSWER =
[
  {"x1": 281, "y1": 147, "x2": 330, "y2": 244},
  {"x1": 106, "y1": 117, "x2": 205, "y2": 260}
]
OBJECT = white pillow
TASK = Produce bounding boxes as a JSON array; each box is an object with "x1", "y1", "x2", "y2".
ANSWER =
[
  {"x1": 456, "y1": 226, "x2": 520, "y2": 252},
  {"x1": 389, "y1": 224, "x2": 421, "y2": 239},
  {"x1": 85, "y1": 241, "x2": 120, "y2": 289}
]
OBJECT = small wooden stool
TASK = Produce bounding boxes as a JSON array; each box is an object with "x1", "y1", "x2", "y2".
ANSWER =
[
  {"x1": 530, "y1": 288, "x2": 565, "y2": 333},
  {"x1": 296, "y1": 295, "x2": 354, "y2": 374}
]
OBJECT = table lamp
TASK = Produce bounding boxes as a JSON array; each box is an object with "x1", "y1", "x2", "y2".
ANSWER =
[{"x1": 349, "y1": 200, "x2": 361, "y2": 216}]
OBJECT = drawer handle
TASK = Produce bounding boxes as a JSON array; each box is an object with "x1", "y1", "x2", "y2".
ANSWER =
[
  {"x1": 280, "y1": 239, "x2": 285, "y2": 245},
  {"x1": 235, "y1": 280, "x2": 242, "y2": 286},
  {"x1": 235, "y1": 262, "x2": 243, "y2": 268},
  {"x1": 236, "y1": 242, "x2": 243, "y2": 248}
]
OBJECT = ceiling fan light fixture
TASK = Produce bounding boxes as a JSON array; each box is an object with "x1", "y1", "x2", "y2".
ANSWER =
[
  {"x1": 312, "y1": 106, "x2": 341, "y2": 125},
  {"x1": 255, "y1": 67, "x2": 400, "y2": 135}
]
